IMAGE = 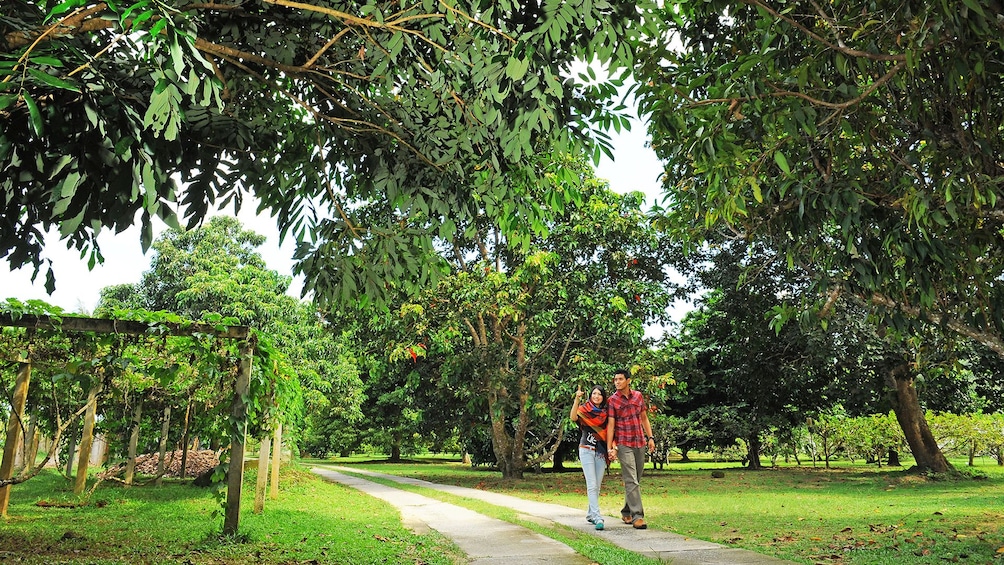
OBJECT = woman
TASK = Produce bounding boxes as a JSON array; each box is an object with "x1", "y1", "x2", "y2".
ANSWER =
[{"x1": 569, "y1": 384, "x2": 609, "y2": 530}]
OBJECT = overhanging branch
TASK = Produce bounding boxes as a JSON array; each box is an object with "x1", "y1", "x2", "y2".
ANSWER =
[{"x1": 869, "y1": 293, "x2": 1004, "y2": 357}]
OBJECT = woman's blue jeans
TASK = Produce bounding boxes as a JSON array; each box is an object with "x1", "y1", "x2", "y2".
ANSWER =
[{"x1": 578, "y1": 446, "x2": 607, "y2": 522}]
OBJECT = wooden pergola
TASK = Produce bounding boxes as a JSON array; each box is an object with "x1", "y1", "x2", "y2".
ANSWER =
[{"x1": 0, "y1": 313, "x2": 253, "y2": 535}]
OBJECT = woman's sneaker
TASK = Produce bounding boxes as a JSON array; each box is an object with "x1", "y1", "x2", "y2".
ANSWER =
[{"x1": 595, "y1": 519, "x2": 604, "y2": 530}]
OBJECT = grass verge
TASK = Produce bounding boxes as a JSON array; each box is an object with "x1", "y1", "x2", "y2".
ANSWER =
[{"x1": 0, "y1": 466, "x2": 465, "y2": 564}]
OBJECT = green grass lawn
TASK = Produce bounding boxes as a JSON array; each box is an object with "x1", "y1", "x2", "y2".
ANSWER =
[
  {"x1": 0, "y1": 466, "x2": 464, "y2": 564},
  {"x1": 318, "y1": 454, "x2": 1004, "y2": 565},
  {"x1": 3, "y1": 455, "x2": 1001, "y2": 565}
]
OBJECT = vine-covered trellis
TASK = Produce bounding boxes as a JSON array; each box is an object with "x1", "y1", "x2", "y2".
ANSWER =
[{"x1": 0, "y1": 310, "x2": 259, "y2": 536}]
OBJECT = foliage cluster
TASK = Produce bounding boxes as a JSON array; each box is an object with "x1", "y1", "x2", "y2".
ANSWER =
[
  {"x1": 1, "y1": 0, "x2": 653, "y2": 309},
  {"x1": 634, "y1": 0, "x2": 1004, "y2": 355}
]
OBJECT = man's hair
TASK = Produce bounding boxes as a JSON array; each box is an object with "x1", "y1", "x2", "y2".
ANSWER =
[{"x1": 613, "y1": 368, "x2": 630, "y2": 379}]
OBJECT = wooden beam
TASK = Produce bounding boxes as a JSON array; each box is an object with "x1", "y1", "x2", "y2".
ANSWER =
[{"x1": 0, "y1": 314, "x2": 249, "y2": 339}]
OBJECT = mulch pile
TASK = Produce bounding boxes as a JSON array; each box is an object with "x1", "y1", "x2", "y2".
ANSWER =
[{"x1": 134, "y1": 449, "x2": 220, "y2": 478}]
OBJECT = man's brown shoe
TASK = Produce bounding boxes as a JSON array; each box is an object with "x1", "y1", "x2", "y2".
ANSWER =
[
  {"x1": 622, "y1": 515, "x2": 633, "y2": 524},
  {"x1": 632, "y1": 518, "x2": 647, "y2": 529}
]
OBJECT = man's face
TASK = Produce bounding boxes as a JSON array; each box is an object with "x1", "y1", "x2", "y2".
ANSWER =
[{"x1": 612, "y1": 373, "x2": 629, "y2": 392}]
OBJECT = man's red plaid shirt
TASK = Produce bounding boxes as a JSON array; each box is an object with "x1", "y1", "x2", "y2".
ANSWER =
[{"x1": 608, "y1": 389, "x2": 647, "y2": 448}]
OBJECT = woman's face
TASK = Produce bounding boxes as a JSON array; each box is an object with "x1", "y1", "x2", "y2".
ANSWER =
[{"x1": 590, "y1": 389, "x2": 604, "y2": 405}]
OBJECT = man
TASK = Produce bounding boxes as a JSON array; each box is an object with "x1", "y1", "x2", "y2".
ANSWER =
[{"x1": 605, "y1": 368, "x2": 655, "y2": 529}]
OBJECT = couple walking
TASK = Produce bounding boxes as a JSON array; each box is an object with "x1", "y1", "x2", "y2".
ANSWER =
[{"x1": 569, "y1": 368, "x2": 656, "y2": 531}]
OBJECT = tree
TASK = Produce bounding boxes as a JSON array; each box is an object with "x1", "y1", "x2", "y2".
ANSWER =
[
  {"x1": 2, "y1": 0, "x2": 649, "y2": 307},
  {"x1": 666, "y1": 238, "x2": 835, "y2": 468},
  {"x1": 634, "y1": 0, "x2": 1004, "y2": 472},
  {"x1": 391, "y1": 158, "x2": 678, "y2": 478}
]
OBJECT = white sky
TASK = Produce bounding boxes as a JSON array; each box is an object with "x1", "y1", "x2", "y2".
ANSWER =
[{"x1": 1, "y1": 122, "x2": 671, "y2": 320}]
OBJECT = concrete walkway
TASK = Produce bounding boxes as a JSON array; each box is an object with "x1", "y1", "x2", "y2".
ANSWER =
[{"x1": 312, "y1": 466, "x2": 797, "y2": 565}]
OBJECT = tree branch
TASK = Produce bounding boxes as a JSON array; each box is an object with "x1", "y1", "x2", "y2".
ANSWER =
[
  {"x1": 743, "y1": 0, "x2": 907, "y2": 62},
  {"x1": 869, "y1": 293, "x2": 1004, "y2": 357}
]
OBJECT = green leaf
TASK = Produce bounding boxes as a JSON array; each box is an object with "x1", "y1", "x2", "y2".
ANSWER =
[
  {"x1": 773, "y1": 151, "x2": 791, "y2": 176},
  {"x1": 0, "y1": 94, "x2": 17, "y2": 111},
  {"x1": 505, "y1": 56, "x2": 530, "y2": 81},
  {"x1": 149, "y1": 18, "x2": 167, "y2": 37},
  {"x1": 60, "y1": 171, "x2": 81, "y2": 198},
  {"x1": 27, "y1": 68, "x2": 80, "y2": 92},
  {"x1": 22, "y1": 94, "x2": 43, "y2": 137},
  {"x1": 750, "y1": 177, "x2": 763, "y2": 203},
  {"x1": 961, "y1": 0, "x2": 986, "y2": 17},
  {"x1": 28, "y1": 56, "x2": 63, "y2": 67},
  {"x1": 45, "y1": 0, "x2": 84, "y2": 21}
]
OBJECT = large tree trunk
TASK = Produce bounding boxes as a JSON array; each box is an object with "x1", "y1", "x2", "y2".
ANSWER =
[
  {"x1": 488, "y1": 395, "x2": 521, "y2": 479},
  {"x1": 469, "y1": 313, "x2": 534, "y2": 480},
  {"x1": 886, "y1": 362, "x2": 952, "y2": 473},
  {"x1": 746, "y1": 434, "x2": 763, "y2": 470}
]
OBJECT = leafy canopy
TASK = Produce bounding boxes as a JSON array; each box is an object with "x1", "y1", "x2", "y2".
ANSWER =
[
  {"x1": 635, "y1": 0, "x2": 1004, "y2": 355},
  {"x1": 2, "y1": 0, "x2": 649, "y2": 305}
]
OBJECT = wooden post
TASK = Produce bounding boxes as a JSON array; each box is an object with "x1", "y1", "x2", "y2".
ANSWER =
[
  {"x1": 0, "y1": 362, "x2": 32, "y2": 518},
  {"x1": 223, "y1": 339, "x2": 253, "y2": 536},
  {"x1": 156, "y1": 406, "x2": 171, "y2": 487},
  {"x1": 74, "y1": 381, "x2": 100, "y2": 495},
  {"x1": 253, "y1": 435, "x2": 270, "y2": 514},
  {"x1": 64, "y1": 426, "x2": 77, "y2": 477},
  {"x1": 180, "y1": 398, "x2": 192, "y2": 478},
  {"x1": 125, "y1": 400, "x2": 143, "y2": 487},
  {"x1": 269, "y1": 422, "x2": 282, "y2": 499},
  {"x1": 14, "y1": 414, "x2": 36, "y2": 473},
  {"x1": 25, "y1": 415, "x2": 40, "y2": 472}
]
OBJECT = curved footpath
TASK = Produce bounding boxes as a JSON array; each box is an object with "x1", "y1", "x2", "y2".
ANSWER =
[{"x1": 312, "y1": 466, "x2": 796, "y2": 565}]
